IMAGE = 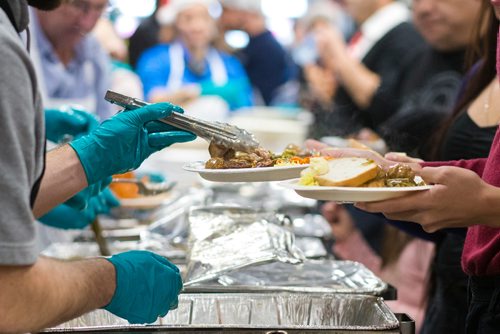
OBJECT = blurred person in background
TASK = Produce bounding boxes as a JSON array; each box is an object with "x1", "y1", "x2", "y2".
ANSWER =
[
  {"x1": 30, "y1": 0, "x2": 114, "y2": 120},
  {"x1": 137, "y1": 0, "x2": 253, "y2": 117},
  {"x1": 292, "y1": 0, "x2": 354, "y2": 111},
  {"x1": 299, "y1": 0, "x2": 426, "y2": 294},
  {"x1": 311, "y1": 1, "x2": 484, "y2": 331},
  {"x1": 309, "y1": 2, "x2": 499, "y2": 331},
  {"x1": 322, "y1": 202, "x2": 434, "y2": 333},
  {"x1": 378, "y1": 1, "x2": 497, "y2": 332},
  {"x1": 30, "y1": 2, "x2": 126, "y2": 249},
  {"x1": 156, "y1": 4, "x2": 178, "y2": 45},
  {"x1": 218, "y1": 0, "x2": 291, "y2": 106},
  {"x1": 128, "y1": 0, "x2": 165, "y2": 69},
  {"x1": 303, "y1": 0, "x2": 425, "y2": 140},
  {"x1": 294, "y1": 6, "x2": 347, "y2": 129},
  {"x1": 377, "y1": 0, "x2": 481, "y2": 159},
  {"x1": 93, "y1": 17, "x2": 144, "y2": 101}
]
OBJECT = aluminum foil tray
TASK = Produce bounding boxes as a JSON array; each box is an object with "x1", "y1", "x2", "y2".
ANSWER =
[
  {"x1": 185, "y1": 260, "x2": 387, "y2": 295},
  {"x1": 185, "y1": 206, "x2": 305, "y2": 285},
  {"x1": 48, "y1": 293, "x2": 399, "y2": 332}
]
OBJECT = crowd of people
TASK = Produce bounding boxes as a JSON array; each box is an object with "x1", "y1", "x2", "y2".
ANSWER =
[{"x1": 0, "y1": 0, "x2": 499, "y2": 333}]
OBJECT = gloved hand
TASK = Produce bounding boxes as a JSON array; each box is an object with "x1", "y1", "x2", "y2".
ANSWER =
[
  {"x1": 69, "y1": 103, "x2": 196, "y2": 185},
  {"x1": 104, "y1": 251, "x2": 183, "y2": 324},
  {"x1": 64, "y1": 176, "x2": 113, "y2": 211},
  {"x1": 39, "y1": 188, "x2": 119, "y2": 230},
  {"x1": 135, "y1": 171, "x2": 166, "y2": 183},
  {"x1": 45, "y1": 106, "x2": 99, "y2": 143}
]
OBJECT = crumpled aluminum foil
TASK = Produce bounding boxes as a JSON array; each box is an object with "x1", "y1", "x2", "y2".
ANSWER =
[
  {"x1": 184, "y1": 206, "x2": 305, "y2": 285},
  {"x1": 140, "y1": 187, "x2": 213, "y2": 249},
  {"x1": 47, "y1": 293, "x2": 399, "y2": 331},
  {"x1": 294, "y1": 237, "x2": 328, "y2": 258},
  {"x1": 186, "y1": 260, "x2": 387, "y2": 295}
]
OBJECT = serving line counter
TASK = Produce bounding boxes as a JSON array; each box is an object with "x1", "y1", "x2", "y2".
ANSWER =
[
  {"x1": 41, "y1": 188, "x2": 412, "y2": 333},
  {"x1": 43, "y1": 294, "x2": 414, "y2": 334},
  {"x1": 40, "y1": 108, "x2": 414, "y2": 333}
]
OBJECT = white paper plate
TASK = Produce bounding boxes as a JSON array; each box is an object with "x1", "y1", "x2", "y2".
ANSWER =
[
  {"x1": 118, "y1": 192, "x2": 174, "y2": 209},
  {"x1": 279, "y1": 179, "x2": 432, "y2": 203},
  {"x1": 183, "y1": 161, "x2": 309, "y2": 183}
]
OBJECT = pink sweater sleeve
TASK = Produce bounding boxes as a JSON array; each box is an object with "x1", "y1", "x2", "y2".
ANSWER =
[
  {"x1": 335, "y1": 230, "x2": 434, "y2": 333},
  {"x1": 333, "y1": 229, "x2": 383, "y2": 276},
  {"x1": 421, "y1": 158, "x2": 488, "y2": 177}
]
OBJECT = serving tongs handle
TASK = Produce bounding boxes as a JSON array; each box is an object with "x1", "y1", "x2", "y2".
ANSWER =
[{"x1": 104, "y1": 90, "x2": 239, "y2": 141}]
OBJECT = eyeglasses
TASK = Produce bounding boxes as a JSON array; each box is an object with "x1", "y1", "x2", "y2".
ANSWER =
[{"x1": 64, "y1": 0, "x2": 110, "y2": 18}]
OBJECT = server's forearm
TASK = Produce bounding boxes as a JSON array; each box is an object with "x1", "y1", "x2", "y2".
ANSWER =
[
  {"x1": 0, "y1": 257, "x2": 115, "y2": 333},
  {"x1": 33, "y1": 145, "x2": 88, "y2": 217}
]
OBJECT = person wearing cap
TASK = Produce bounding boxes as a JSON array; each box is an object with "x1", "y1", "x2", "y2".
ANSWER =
[
  {"x1": 137, "y1": 0, "x2": 253, "y2": 113},
  {"x1": 218, "y1": 0, "x2": 291, "y2": 106}
]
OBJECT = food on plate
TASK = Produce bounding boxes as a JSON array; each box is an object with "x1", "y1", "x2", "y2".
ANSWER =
[
  {"x1": 109, "y1": 172, "x2": 141, "y2": 198},
  {"x1": 298, "y1": 157, "x2": 330, "y2": 186},
  {"x1": 299, "y1": 157, "x2": 424, "y2": 187},
  {"x1": 110, "y1": 171, "x2": 166, "y2": 199},
  {"x1": 205, "y1": 142, "x2": 319, "y2": 169},
  {"x1": 315, "y1": 158, "x2": 379, "y2": 187}
]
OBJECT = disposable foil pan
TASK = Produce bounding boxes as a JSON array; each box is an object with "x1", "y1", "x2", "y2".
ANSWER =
[
  {"x1": 294, "y1": 237, "x2": 328, "y2": 258},
  {"x1": 185, "y1": 206, "x2": 305, "y2": 285},
  {"x1": 185, "y1": 260, "x2": 387, "y2": 295},
  {"x1": 47, "y1": 293, "x2": 399, "y2": 332}
]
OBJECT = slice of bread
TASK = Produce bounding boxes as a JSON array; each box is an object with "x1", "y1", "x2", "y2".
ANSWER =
[{"x1": 314, "y1": 157, "x2": 379, "y2": 187}]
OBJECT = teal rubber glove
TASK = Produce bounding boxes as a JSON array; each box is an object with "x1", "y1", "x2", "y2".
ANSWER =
[
  {"x1": 39, "y1": 188, "x2": 119, "y2": 230},
  {"x1": 64, "y1": 176, "x2": 113, "y2": 211},
  {"x1": 69, "y1": 103, "x2": 196, "y2": 185},
  {"x1": 135, "y1": 171, "x2": 166, "y2": 183},
  {"x1": 45, "y1": 106, "x2": 99, "y2": 143},
  {"x1": 104, "y1": 251, "x2": 183, "y2": 324}
]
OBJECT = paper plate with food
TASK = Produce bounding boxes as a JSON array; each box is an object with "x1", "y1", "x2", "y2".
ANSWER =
[
  {"x1": 279, "y1": 157, "x2": 432, "y2": 203},
  {"x1": 109, "y1": 172, "x2": 176, "y2": 209},
  {"x1": 184, "y1": 143, "x2": 325, "y2": 182}
]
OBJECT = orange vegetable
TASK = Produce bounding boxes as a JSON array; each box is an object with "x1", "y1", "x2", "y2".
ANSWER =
[{"x1": 109, "y1": 172, "x2": 141, "y2": 199}]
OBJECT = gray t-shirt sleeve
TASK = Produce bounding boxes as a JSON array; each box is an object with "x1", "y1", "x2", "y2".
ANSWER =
[{"x1": 0, "y1": 11, "x2": 45, "y2": 265}]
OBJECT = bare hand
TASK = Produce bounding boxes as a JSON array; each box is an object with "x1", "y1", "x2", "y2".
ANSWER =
[
  {"x1": 313, "y1": 25, "x2": 346, "y2": 68},
  {"x1": 304, "y1": 64, "x2": 337, "y2": 103},
  {"x1": 385, "y1": 152, "x2": 424, "y2": 164},
  {"x1": 321, "y1": 202, "x2": 355, "y2": 242},
  {"x1": 150, "y1": 87, "x2": 200, "y2": 105},
  {"x1": 304, "y1": 139, "x2": 330, "y2": 151},
  {"x1": 355, "y1": 166, "x2": 500, "y2": 232}
]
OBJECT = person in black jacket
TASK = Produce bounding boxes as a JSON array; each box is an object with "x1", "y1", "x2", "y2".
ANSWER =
[
  {"x1": 218, "y1": 0, "x2": 290, "y2": 106},
  {"x1": 128, "y1": 0, "x2": 162, "y2": 69},
  {"x1": 304, "y1": 0, "x2": 425, "y2": 139}
]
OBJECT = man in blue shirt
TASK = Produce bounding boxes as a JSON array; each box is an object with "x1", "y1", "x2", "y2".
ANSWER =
[
  {"x1": 30, "y1": 0, "x2": 113, "y2": 120},
  {"x1": 219, "y1": 0, "x2": 290, "y2": 106}
]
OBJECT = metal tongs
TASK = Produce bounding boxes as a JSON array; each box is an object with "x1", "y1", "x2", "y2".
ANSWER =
[{"x1": 104, "y1": 90, "x2": 260, "y2": 152}]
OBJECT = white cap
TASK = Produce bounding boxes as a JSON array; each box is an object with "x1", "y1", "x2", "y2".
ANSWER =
[
  {"x1": 156, "y1": 5, "x2": 176, "y2": 25},
  {"x1": 219, "y1": 0, "x2": 262, "y2": 13},
  {"x1": 301, "y1": 0, "x2": 343, "y2": 29},
  {"x1": 159, "y1": 0, "x2": 221, "y2": 24}
]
